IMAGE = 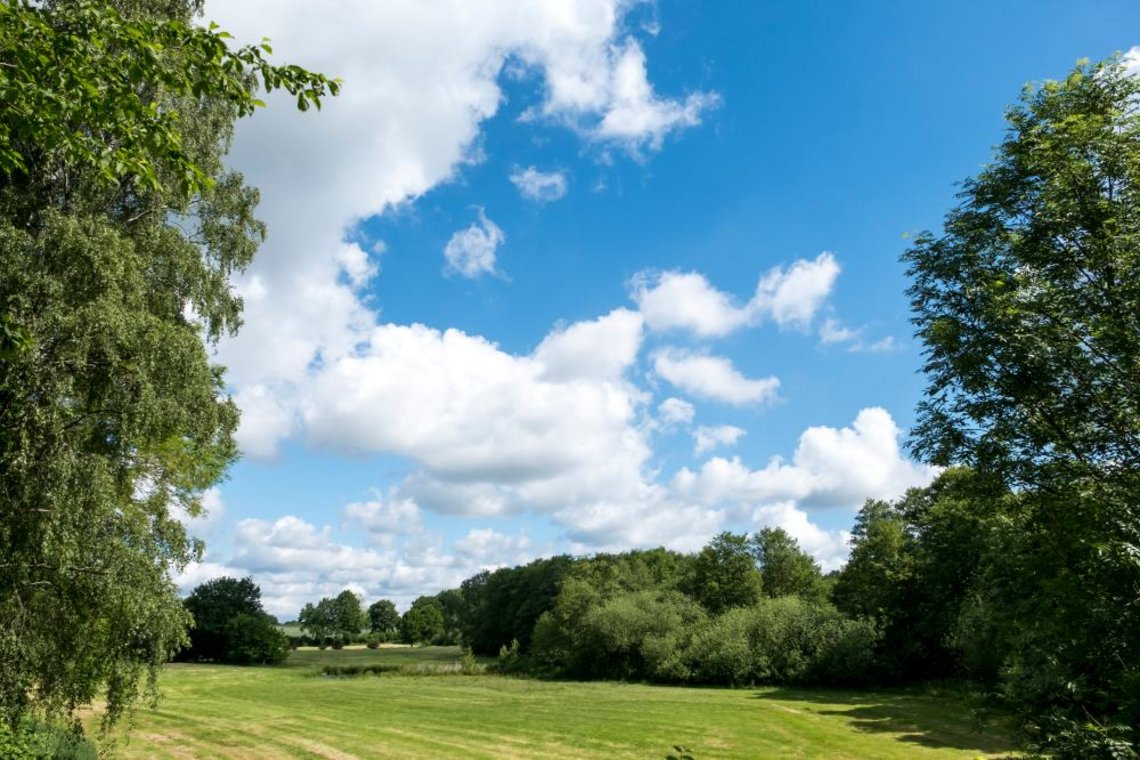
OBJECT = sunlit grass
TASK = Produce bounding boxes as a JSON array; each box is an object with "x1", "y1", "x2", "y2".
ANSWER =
[{"x1": 104, "y1": 646, "x2": 1014, "y2": 759}]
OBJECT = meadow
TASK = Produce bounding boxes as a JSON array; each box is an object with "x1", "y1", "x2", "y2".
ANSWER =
[{"x1": 104, "y1": 646, "x2": 1015, "y2": 759}]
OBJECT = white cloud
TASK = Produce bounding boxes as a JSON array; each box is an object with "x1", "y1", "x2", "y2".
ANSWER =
[
  {"x1": 203, "y1": 0, "x2": 713, "y2": 455},
  {"x1": 863, "y1": 336, "x2": 898, "y2": 353},
  {"x1": 630, "y1": 253, "x2": 840, "y2": 337},
  {"x1": 177, "y1": 513, "x2": 543, "y2": 618},
  {"x1": 453, "y1": 528, "x2": 531, "y2": 562},
  {"x1": 510, "y1": 166, "x2": 568, "y2": 202},
  {"x1": 652, "y1": 348, "x2": 780, "y2": 405},
  {"x1": 344, "y1": 495, "x2": 422, "y2": 544},
  {"x1": 673, "y1": 407, "x2": 937, "y2": 510},
  {"x1": 298, "y1": 318, "x2": 653, "y2": 517},
  {"x1": 557, "y1": 488, "x2": 722, "y2": 553},
  {"x1": 631, "y1": 270, "x2": 754, "y2": 337},
  {"x1": 819, "y1": 317, "x2": 860, "y2": 345},
  {"x1": 755, "y1": 253, "x2": 841, "y2": 330},
  {"x1": 592, "y1": 41, "x2": 720, "y2": 151},
  {"x1": 819, "y1": 317, "x2": 898, "y2": 353},
  {"x1": 658, "y1": 397, "x2": 695, "y2": 426},
  {"x1": 444, "y1": 209, "x2": 505, "y2": 278},
  {"x1": 534, "y1": 308, "x2": 643, "y2": 381},
  {"x1": 693, "y1": 425, "x2": 746, "y2": 455}
]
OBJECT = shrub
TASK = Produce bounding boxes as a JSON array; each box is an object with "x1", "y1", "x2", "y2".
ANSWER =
[
  {"x1": 496, "y1": 639, "x2": 524, "y2": 674},
  {"x1": 223, "y1": 613, "x2": 290, "y2": 665},
  {"x1": 743, "y1": 598, "x2": 879, "y2": 686},
  {"x1": 684, "y1": 608, "x2": 758, "y2": 686},
  {"x1": 0, "y1": 719, "x2": 97, "y2": 760},
  {"x1": 460, "y1": 647, "x2": 481, "y2": 675},
  {"x1": 534, "y1": 589, "x2": 706, "y2": 681}
]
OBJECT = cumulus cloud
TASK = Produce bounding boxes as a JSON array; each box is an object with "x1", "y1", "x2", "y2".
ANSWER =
[
  {"x1": 534, "y1": 308, "x2": 644, "y2": 381},
  {"x1": 630, "y1": 252, "x2": 840, "y2": 337},
  {"x1": 652, "y1": 348, "x2": 780, "y2": 405},
  {"x1": 224, "y1": 515, "x2": 492, "y2": 615},
  {"x1": 176, "y1": 512, "x2": 542, "y2": 618},
  {"x1": 591, "y1": 42, "x2": 719, "y2": 151},
  {"x1": 453, "y1": 528, "x2": 532, "y2": 562},
  {"x1": 444, "y1": 209, "x2": 505, "y2": 278},
  {"x1": 510, "y1": 166, "x2": 568, "y2": 202},
  {"x1": 658, "y1": 397, "x2": 695, "y2": 426},
  {"x1": 344, "y1": 494, "x2": 422, "y2": 545},
  {"x1": 203, "y1": 0, "x2": 714, "y2": 455},
  {"x1": 673, "y1": 407, "x2": 937, "y2": 509},
  {"x1": 693, "y1": 425, "x2": 746, "y2": 455},
  {"x1": 557, "y1": 487, "x2": 722, "y2": 553}
]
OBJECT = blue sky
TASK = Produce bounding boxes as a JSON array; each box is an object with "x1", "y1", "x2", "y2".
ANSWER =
[{"x1": 184, "y1": 0, "x2": 1140, "y2": 617}]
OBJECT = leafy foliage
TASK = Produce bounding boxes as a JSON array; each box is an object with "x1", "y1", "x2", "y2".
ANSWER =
[
  {"x1": 367, "y1": 599, "x2": 400, "y2": 637},
  {"x1": 0, "y1": 0, "x2": 335, "y2": 732},
  {"x1": 683, "y1": 532, "x2": 763, "y2": 615},
  {"x1": 459, "y1": 555, "x2": 573, "y2": 655},
  {"x1": 0, "y1": 0, "x2": 339, "y2": 197},
  {"x1": 751, "y1": 527, "x2": 825, "y2": 601},
  {"x1": 400, "y1": 596, "x2": 445, "y2": 645},
  {"x1": 903, "y1": 55, "x2": 1140, "y2": 750},
  {"x1": 181, "y1": 576, "x2": 263, "y2": 662}
]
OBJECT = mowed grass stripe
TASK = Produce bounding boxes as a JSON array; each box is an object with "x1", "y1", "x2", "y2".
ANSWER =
[{"x1": 101, "y1": 647, "x2": 1013, "y2": 759}]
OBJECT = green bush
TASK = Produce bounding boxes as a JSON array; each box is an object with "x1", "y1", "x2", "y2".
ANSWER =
[
  {"x1": 683, "y1": 608, "x2": 758, "y2": 686},
  {"x1": 534, "y1": 589, "x2": 706, "y2": 681},
  {"x1": 495, "y1": 638, "x2": 524, "y2": 674},
  {"x1": 744, "y1": 598, "x2": 879, "y2": 686},
  {"x1": 0, "y1": 719, "x2": 97, "y2": 760},
  {"x1": 224, "y1": 613, "x2": 290, "y2": 665}
]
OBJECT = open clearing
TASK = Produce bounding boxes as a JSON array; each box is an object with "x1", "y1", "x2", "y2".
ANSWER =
[{"x1": 105, "y1": 647, "x2": 1013, "y2": 759}]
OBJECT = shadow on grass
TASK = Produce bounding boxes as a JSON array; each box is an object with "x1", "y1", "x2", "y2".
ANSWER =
[{"x1": 753, "y1": 687, "x2": 1014, "y2": 755}]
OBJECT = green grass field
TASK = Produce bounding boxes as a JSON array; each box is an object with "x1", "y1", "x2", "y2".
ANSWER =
[{"x1": 103, "y1": 646, "x2": 1014, "y2": 759}]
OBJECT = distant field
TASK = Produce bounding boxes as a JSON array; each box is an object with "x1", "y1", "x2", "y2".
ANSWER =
[{"x1": 102, "y1": 646, "x2": 1014, "y2": 759}]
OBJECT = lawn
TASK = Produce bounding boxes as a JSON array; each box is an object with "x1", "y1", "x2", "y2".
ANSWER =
[{"x1": 102, "y1": 646, "x2": 1014, "y2": 759}]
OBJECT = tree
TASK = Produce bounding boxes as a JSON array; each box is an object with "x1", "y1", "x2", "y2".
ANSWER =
[
  {"x1": 368, "y1": 599, "x2": 400, "y2": 637},
  {"x1": 298, "y1": 600, "x2": 335, "y2": 646},
  {"x1": 831, "y1": 500, "x2": 914, "y2": 623},
  {"x1": 180, "y1": 577, "x2": 287, "y2": 665},
  {"x1": 400, "y1": 596, "x2": 444, "y2": 645},
  {"x1": 182, "y1": 576, "x2": 263, "y2": 662},
  {"x1": 330, "y1": 590, "x2": 365, "y2": 641},
  {"x1": 750, "y1": 528, "x2": 824, "y2": 601},
  {"x1": 903, "y1": 55, "x2": 1140, "y2": 748},
  {"x1": 0, "y1": 0, "x2": 337, "y2": 734},
  {"x1": 685, "y1": 532, "x2": 763, "y2": 615},
  {"x1": 223, "y1": 613, "x2": 289, "y2": 666}
]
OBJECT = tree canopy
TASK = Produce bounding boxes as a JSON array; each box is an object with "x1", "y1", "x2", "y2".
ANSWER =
[
  {"x1": 181, "y1": 577, "x2": 287, "y2": 665},
  {"x1": 0, "y1": 0, "x2": 336, "y2": 733},
  {"x1": 903, "y1": 54, "x2": 1140, "y2": 752}
]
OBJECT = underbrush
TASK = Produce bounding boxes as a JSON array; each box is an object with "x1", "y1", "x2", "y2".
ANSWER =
[{"x1": 0, "y1": 719, "x2": 98, "y2": 760}]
